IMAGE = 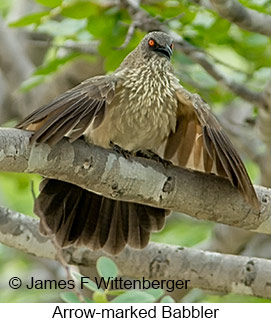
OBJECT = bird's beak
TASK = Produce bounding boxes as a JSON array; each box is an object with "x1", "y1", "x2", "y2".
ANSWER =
[{"x1": 154, "y1": 44, "x2": 172, "y2": 60}]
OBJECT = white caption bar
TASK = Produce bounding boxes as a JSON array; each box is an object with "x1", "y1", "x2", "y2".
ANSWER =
[{"x1": 1, "y1": 303, "x2": 269, "y2": 322}]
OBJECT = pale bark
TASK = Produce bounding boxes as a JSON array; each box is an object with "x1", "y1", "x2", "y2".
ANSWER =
[
  {"x1": 0, "y1": 127, "x2": 271, "y2": 234},
  {"x1": 210, "y1": 0, "x2": 271, "y2": 37},
  {"x1": 1, "y1": 206, "x2": 271, "y2": 299}
]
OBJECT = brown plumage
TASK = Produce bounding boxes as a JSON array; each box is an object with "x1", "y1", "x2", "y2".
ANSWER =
[{"x1": 16, "y1": 31, "x2": 259, "y2": 254}]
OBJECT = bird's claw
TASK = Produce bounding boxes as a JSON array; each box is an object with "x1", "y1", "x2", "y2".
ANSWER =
[
  {"x1": 136, "y1": 150, "x2": 172, "y2": 168},
  {"x1": 110, "y1": 142, "x2": 132, "y2": 159}
]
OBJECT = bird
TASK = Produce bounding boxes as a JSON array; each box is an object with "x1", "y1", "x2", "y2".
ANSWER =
[{"x1": 16, "y1": 31, "x2": 259, "y2": 255}]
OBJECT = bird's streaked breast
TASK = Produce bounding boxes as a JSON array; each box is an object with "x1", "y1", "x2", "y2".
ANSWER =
[{"x1": 85, "y1": 59, "x2": 179, "y2": 152}]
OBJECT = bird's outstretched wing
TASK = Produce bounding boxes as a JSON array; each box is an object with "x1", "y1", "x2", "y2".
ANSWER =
[
  {"x1": 16, "y1": 75, "x2": 117, "y2": 145},
  {"x1": 164, "y1": 86, "x2": 259, "y2": 211},
  {"x1": 16, "y1": 74, "x2": 168, "y2": 254}
]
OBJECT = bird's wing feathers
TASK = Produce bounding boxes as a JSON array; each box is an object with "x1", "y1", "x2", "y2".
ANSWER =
[
  {"x1": 16, "y1": 75, "x2": 116, "y2": 145},
  {"x1": 16, "y1": 72, "x2": 258, "y2": 210},
  {"x1": 164, "y1": 87, "x2": 259, "y2": 210}
]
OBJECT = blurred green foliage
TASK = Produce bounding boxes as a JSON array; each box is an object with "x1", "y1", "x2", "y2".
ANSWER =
[
  {"x1": 152, "y1": 215, "x2": 212, "y2": 247},
  {"x1": 5, "y1": 0, "x2": 270, "y2": 102},
  {"x1": 61, "y1": 256, "x2": 175, "y2": 303},
  {"x1": 0, "y1": 173, "x2": 41, "y2": 216},
  {"x1": 0, "y1": 0, "x2": 270, "y2": 303}
]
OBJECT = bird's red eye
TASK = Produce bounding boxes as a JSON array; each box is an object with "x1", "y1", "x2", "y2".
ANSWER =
[
  {"x1": 148, "y1": 39, "x2": 155, "y2": 47},
  {"x1": 170, "y1": 43, "x2": 174, "y2": 50}
]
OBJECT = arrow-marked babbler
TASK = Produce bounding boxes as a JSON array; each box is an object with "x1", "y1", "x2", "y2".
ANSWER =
[{"x1": 16, "y1": 31, "x2": 259, "y2": 254}]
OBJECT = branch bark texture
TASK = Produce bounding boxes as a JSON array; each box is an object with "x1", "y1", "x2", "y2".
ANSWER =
[
  {"x1": 0, "y1": 128, "x2": 271, "y2": 234},
  {"x1": 1, "y1": 206, "x2": 271, "y2": 299},
  {"x1": 210, "y1": 0, "x2": 271, "y2": 37}
]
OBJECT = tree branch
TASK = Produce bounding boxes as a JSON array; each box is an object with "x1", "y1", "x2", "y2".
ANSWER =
[
  {"x1": 210, "y1": 0, "x2": 271, "y2": 37},
  {"x1": 0, "y1": 127, "x2": 270, "y2": 233},
  {"x1": 175, "y1": 40, "x2": 266, "y2": 107},
  {"x1": 1, "y1": 206, "x2": 271, "y2": 299},
  {"x1": 119, "y1": 0, "x2": 267, "y2": 109}
]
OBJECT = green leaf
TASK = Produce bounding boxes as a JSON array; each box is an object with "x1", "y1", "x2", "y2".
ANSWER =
[
  {"x1": 83, "y1": 279, "x2": 101, "y2": 292},
  {"x1": 61, "y1": 1, "x2": 98, "y2": 19},
  {"x1": 151, "y1": 214, "x2": 213, "y2": 247},
  {"x1": 85, "y1": 297, "x2": 94, "y2": 303},
  {"x1": 160, "y1": 296, "x2": 175, "y2": 303},
  {"x1": 0, "y1": 173, "x2": 41, "y2": 216},
  {"x1": 35, "y1": 0, "x2": 62, "y2": 7},
  {"x1": 71, "y1": 271, "x2": 82, "y2": 283},
  {"x1": 33, "y1": 53, "x2": 80, "y2": 76},
  {"x1": 9, "y1": 12, "x2": 49, "y2": 27},
  {"x1": 93, "y1": 291, "x2": 108, "y2": 303},
  {"x1": 19, "y1": 75, "x2": 47, "y2": 92},
  {"x1": 72, "y1": 272, "x2": 101, "y2": 292},
  {"x1": 245, "y1": 160, "x2": 260, "y2": 182},
  {"x1": 37, "y1": 18, "x2": 87, "y2": 37},
  {"x1": 106, "y1": 290, "x2": 126, "y2": 296},
  {"x1": 144, "y1": 288, "x2": 164, "y2": 301},
  {"x1": 111, "y1": 291, "x2": 156, "y2": 303},
  {"x1": 60, "y1": 292, "x2": 82, "y2": 303},
  {"x1": 201, "y1": 292, "x2": 271, "y2": 303},
  {"x1": 60, "y1": 291, "x2": 94, "y2": 303},
  {"x1": 96, "y1": 257, "x2": 118, "y2": 280},
  {"x1": 20, "y1": 53, "x2": 81, "y2": 92},
  {"x1": 20, "y1": 52, "x2": 96, "y2": 92}
]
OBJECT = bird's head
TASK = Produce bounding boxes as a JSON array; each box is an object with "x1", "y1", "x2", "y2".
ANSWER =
[
  {"x1": 117, "y1": 31, "x2": 174, "y2": 70},
  {"x1": 140, "y1": 31, "x2": 174, "y2": 61}
]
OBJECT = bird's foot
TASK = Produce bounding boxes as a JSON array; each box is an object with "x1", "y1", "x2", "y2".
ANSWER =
[
  {"x1": 110, "y1": 142, "x2": 132, "y2": 159},
  {"x1": 136, "y1": 150, "x2": 172, "y2": 168}
]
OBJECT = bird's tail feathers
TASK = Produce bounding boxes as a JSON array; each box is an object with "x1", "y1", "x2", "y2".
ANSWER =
[{"x1": 35, "y1": 179, "x2": 167, "y2": 255}]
